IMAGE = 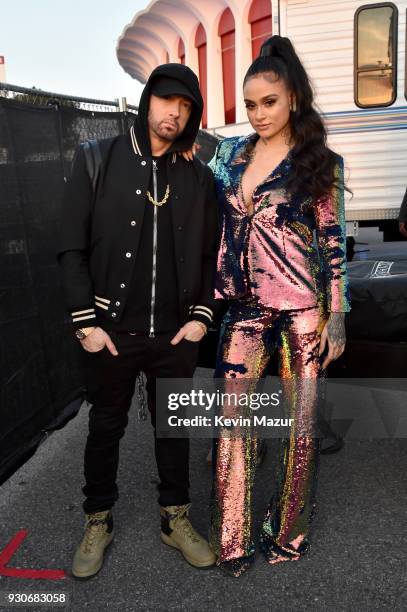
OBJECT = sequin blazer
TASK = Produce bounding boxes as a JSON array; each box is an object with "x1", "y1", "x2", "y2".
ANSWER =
[{"x1": 209, "y1": 134, "x2": 351, "y2": 312}]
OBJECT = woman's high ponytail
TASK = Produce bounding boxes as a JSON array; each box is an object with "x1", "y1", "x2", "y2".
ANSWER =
[{"x1": 244, "y1": 35, "x2": 345, "y2": 201}]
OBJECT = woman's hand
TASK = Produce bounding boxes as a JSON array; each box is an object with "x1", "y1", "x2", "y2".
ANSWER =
[
  {"x1": 319, "y1": 312, "x2": 346, "y2": 370},
  {"x1": 178, "y1": 143, "x2": 200, "y2": 162}
]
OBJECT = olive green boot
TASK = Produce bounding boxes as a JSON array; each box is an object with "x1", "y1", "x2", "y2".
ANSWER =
[
  {"x1": 72, "y1": 510, "x2": 114, "y2": 579},
  {"x1": 160, "y1": 504, "x2": 216, "y2": 569}
]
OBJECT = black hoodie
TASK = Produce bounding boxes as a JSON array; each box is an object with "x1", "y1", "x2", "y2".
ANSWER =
[
  {"x1": 58, "y1": 63, "x2": 219, "y2": 335},
  {"x1": 133, "y1": 63, "x2": 204, "y2": 156}
]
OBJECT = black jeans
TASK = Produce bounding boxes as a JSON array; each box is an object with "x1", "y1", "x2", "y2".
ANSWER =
[{"x1": 81, "y1": 330, "x2": 199, "y2": 514}]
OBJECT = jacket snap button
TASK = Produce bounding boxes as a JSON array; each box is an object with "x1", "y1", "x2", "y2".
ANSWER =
[
  {"x1": 112, "y1": 312, "x2": 117, "y2": 318},
  {"x1": 136, "y1": 189, "x2": 141, "y2": 195},
  {"x1": 120, "y1": 283, "x2": 125, "y2": 288},
  {"x1": 115, "y1": 301, "x2": 120, "y2": 306},
  {"x1": 178, "y1": 226, "x2": 183, "y2": 231},
  {"x1": 131, "y1": 220, "x2": 136, "y2": 226},
  {"x1": 183, "y1": 289, "x2": 187, "y2": 294},
  {"x1": 180, "y1": 257, "x2": 184, "y2": 263},
  {"x1": 141, "y1": 161, "x2": 146, "y2": 166},
  {"x1": 126, "y1": 252, "x2": 132, "y2": 258}
]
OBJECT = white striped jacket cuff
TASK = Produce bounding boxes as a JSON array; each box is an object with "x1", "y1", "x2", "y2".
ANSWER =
[
  {"x1": 189, "y1": 305, "x2": 214, "y2": 325},
  {"x1": 71, "y1": 307, "x2": 97, "y2": 325}
]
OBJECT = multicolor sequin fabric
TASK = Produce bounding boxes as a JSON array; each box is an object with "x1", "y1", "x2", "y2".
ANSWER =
[
  {"x1": 208, "y1": 133, "x2": 351, "y2": 313},
  {"x1": 208, "y1": 134, "x2": 350, "y2": 572},
  {"x1": 210, "y1": 299, "x2": 327, "y2": 568}
]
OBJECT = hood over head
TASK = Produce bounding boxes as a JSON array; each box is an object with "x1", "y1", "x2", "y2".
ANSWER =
[{"x1": 134, "y1": 63, "x2": 203, "y2": 156}]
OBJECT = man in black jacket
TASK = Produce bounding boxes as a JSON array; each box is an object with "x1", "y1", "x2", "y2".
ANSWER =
[{"x1": 57, "y1": 63, "x2": 219, "y2": 577}]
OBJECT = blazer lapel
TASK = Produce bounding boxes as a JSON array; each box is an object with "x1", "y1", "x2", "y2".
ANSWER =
[{"x1": 227, "y1": 133, "x2": 258, "y2": 200}]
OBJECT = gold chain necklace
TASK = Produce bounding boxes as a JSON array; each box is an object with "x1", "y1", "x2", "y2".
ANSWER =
[{"x1": 146, "y1": 184, "x2": 170, "y2": 207}]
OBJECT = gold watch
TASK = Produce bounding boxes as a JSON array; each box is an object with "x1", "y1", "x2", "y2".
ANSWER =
[{"x1": 75, "y1": 327, "x2": 96, "y2": 340}]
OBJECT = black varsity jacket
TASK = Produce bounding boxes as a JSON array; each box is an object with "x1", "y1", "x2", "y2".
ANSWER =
[{"x1": 56, "y1": 130, "x2": 220, "y2": 333}]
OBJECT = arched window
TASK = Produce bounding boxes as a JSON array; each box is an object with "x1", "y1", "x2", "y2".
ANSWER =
[
  {"x1": 195, "y1": 24, "x2": 208, "y2": 128},
  {"x1": 249, "y1": 0, "x2": 272, "y2": 59},
  {"x1": 218, "y1": 7, "x2": 236, "y2": 124},
  {"x1": 178, "y1": 38, "x2": 185, "y2": 65}
]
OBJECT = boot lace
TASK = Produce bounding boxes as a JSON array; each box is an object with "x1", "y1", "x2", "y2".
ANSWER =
[
  {"x1": 82, "y1": 514, "x2": 108, "y2": 554},
  {"x1": 174, "y1": 505, "x2": 200, "y2": 544}
]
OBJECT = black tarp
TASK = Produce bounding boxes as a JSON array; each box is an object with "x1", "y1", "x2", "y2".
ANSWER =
[
  {"x1": 346, "y1": 259, "x2": 407, "y2": 341},
  {"x1": 0, "y1": 96, "x2": 219, "y2": 482}
]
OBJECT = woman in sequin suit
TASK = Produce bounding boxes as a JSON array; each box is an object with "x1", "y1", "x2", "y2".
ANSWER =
[{"x1": 208, "y1": 36, "x2": 351, "y2": 577}]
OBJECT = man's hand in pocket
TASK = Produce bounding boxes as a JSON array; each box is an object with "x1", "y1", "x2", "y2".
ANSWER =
[{"x1": 81, "y1": 327, "x2": 118, "y2": 355}]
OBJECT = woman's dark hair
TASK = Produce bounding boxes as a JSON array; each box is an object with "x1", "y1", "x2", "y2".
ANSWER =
[{"x1": 244, "y1": 36, "x2": 348, "y2": 201}]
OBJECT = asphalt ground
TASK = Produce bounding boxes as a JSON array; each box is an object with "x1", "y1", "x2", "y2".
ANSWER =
[{"x1": 0, "y1": 368, "x2": 406, "y2": 612}]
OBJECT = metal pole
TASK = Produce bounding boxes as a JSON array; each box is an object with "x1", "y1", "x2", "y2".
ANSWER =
[{"x1": 118, "y1": 97, "x2": 128, "y2": 135}]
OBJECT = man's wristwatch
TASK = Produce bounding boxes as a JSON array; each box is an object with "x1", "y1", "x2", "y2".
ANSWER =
[{"x1": 75, "y1": 327, "x2": 96, "y2": 340}]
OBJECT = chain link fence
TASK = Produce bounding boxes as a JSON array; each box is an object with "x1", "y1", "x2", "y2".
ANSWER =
[{"x1": 0, "y1": 81, "x2": 138, "y2": 112}]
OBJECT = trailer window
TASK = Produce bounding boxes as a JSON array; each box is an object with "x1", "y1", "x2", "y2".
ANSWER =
[{"x1": 355, "y1": 3, "x2": 397, "y2": 107}]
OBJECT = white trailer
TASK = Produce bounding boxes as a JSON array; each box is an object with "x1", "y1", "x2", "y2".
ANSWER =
[{"x1": 213, "y1": 0, "x2": 405, "y2": 229}]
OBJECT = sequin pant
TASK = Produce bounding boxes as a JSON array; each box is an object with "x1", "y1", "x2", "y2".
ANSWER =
[{"x1": 210, "y1": 297, "x2": 328, "y2": 564}]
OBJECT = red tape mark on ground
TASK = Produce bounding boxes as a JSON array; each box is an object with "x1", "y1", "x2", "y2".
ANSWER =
[{"x1": 0, "y1": 530, "x2": 66, "y2": 579}]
